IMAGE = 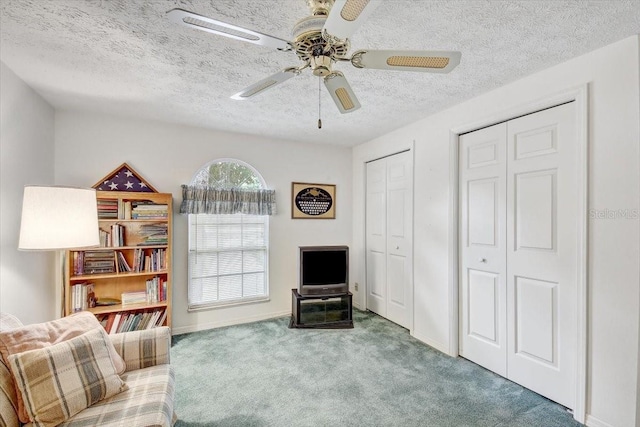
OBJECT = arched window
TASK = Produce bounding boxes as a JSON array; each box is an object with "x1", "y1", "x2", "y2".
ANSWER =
[{"x1": 182, "y1": 159, "x2": 274, "y2": 310}]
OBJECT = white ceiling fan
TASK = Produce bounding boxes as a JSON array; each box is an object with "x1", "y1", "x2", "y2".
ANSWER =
[{"x1": 167, "y1": 0, "x2": 461, "y2": 115}]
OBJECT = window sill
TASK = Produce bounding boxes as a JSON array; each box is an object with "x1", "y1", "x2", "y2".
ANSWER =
[{"x1": 187, "y1": 296, "x2": 270, "y2": 312}]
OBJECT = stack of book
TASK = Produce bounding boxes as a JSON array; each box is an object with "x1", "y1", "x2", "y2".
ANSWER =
[
  {"x1": 80, "y1": 250, "x2": 115, "y2": 275},
  {"x1": 138, "y1": 223, "x2": 168, "y2": 245},
  {"x1": 146, "y1": 276, "x2": 167, "y2": 303},
  {"x1": 131, "y1": 202, "x2": 168, "y2": 219},
  {"x1": 100, "y1": 309, "x2": 167, "y2": 334},
  {"x1": 121, "y1": 291, "x2": 147, "y2": 306},
  {"x1": 97, "y1": 199, "x2": 118, "y2": 219},
  {"x1": 70, "y1": 282, "x2": 95, "y2": 312}
]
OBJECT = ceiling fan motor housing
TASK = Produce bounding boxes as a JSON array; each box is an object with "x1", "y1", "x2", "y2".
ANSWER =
[{"x1": 292, "y1": 14, "x2": 350, "y2": 76}]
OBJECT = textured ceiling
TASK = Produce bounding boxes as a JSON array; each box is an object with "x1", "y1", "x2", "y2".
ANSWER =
[{"x1": 1, "y1": 1, "x2": 639, "y2": 147}]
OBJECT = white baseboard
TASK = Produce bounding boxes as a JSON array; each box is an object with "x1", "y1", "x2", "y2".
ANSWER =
[
  {"x1": 171, "y1": 310, "x2": 291, "y2": 335},
  {"x1": 585, "y1": 414, "x2": 613, "y2": 427},
  {"x1": 411, "y1": 331, "x2": 450, "y2": 355},
  {"x1": 352, "y1": 301, "x2": 364, "y2": 311}
]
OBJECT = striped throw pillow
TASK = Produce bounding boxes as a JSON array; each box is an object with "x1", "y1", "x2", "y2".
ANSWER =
[{"x1": 8, "y1": 328, "x2": 128, "y2": 427}]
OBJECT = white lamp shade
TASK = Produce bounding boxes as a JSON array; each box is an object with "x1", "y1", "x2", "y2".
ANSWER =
[{"x1": 19, "y1": 186, "x2": 100, "y2": 250}]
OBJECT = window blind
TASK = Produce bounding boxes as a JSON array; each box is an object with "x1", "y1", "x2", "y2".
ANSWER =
[{"x1": 188, "y1": 213, "x2": 269, "y2": 310}]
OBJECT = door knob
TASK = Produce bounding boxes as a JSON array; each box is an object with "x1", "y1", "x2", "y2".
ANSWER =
[
  {"x1": 396, "y1": 246, "x2": 399, "y2": 250},
  {"x1": 479, "y1": 258, "x2": 487, "y2": 263}
]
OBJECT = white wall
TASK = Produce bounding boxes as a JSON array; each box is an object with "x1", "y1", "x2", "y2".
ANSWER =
[
  {"x1": 53, "y1": 111, "x2": 352, "y2": 334},
  {"x1": 0, "y1": 61, "x2": 56, "y2": 324},
  {"x1": 352, "y1": 35, "x2": 640, "y2": 427},
  {"x1": 636, "y1": 37, "x2": 640, "y2": 427}
]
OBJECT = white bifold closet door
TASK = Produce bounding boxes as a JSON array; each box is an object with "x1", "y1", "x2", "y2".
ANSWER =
[
  {"x1": 459, "y1": 102, "x2": 578, "y2": 409},
  {"x1": 366, "y1": 151, "x2": 413, "y2": 329}
]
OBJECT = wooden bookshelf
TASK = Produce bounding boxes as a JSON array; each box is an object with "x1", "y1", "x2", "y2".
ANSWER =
[{"x1": 64, "y1": 191, "x2": 173, "y2": 332}]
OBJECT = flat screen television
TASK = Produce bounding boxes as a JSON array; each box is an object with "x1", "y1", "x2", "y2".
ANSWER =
[{"x1": 299, "y1": 246, "x2": 349, "y2": 296}]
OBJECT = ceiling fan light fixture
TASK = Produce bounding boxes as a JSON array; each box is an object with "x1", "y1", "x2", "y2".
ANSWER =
[
  {"x1": 311, "y1": 55, "x2": 333, "y2": 76},
  {"x1": 340, "y1": 0, "x2": 371, "y2": 21},
  {"x1": 387, "y1": 55, "x2": 450, "y2": 69}
]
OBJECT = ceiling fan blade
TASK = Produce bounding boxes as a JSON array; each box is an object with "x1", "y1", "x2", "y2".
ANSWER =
[
  {"x1": 351, "y1": 49, "x2": 462, "y2": 73},
  {"x1": 322, "y1": 0, "x2": 380, "y2": 40},
  {"x1": 167, "y1": 8, "x2": 292, "y2": 51},
  {"x1": 230, "y1": 68, "x2": 300, "y2": 100},
  {"x1": 323, "y1": 72, "x2": 361, "y2": 114}
]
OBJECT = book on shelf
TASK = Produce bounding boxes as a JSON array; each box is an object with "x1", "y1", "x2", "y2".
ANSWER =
[
  {"x1": 73, "y1": 251, "x2": 85, "y2": 275},
  {"x1": 131, "y1": 201, "x2": 169, "y2": 219},
  {"x1": 123, "y1": 201, "x2": 132, "y2": 220},
  {"x1": 140, "y1": 311, "x2": 156, "y2": 330},
  {"x1": 117, "y1": 313, "x2": 134, "y2": 333},
  {"x1": 75, "y1": 250, "x2": 115, "y2": 275},
  {"x1": 156, "y1": 309, "x2": 168, "y2": 328},
  {"x1": 99, "y1": 223, "x2": 125, "y2": 247},
  {"x1": 149, "y1": 248, "x2": 166, "y2": 271},
  {"x1": 129, "y1": 248, "x2": 167, "y2": 272},
  {"x1": 97, "y1": 199, "x2": 118, "y2": 219},
  {"x1": 80, "y1": 248, "x2": 165, "y2": 275},
  {"x1": 148, "y1": 310, "x2": 163, "y2": 328},
  {"x1": 120, "y1": 277, "x2": 166, "y2": 306},
  {"x1": 111, "y1": 223, "x2": 125, "y2": 247},
  {"x1": 99, "y1": 229, "x2": 111, "y2": 247},
  {"x1": 110, "y1": 313, "x2": 122, "y2": 334},
  {"x1": 138, "y1": 223, "x2": 168, "y2": 245},
  {"x1": 116, "y1": 251, "x2": 132, "y2": 273},
  {"x1": 99, "y1": 308, "x2": 167, "y2": 334},
  {"x1": 133, "y1": 248, "x2": 142, "y2": 272},
  {"x1": 104, "y1": 313, "x2": 116, "y2": 333},
  {"x1": 145, "y1": 276, "x2": 167, "y2": 303},
  {"x1": 121, "y1": 291, "x2": 147, "y2": 306},
  {"x1": 70, "y1": 282, "x2": 95, "y2": 312}
]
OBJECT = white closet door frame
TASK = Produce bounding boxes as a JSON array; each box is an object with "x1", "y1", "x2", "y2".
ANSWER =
[{"x1": 447, "y1": 85, "x2": 588, "y2": 424}]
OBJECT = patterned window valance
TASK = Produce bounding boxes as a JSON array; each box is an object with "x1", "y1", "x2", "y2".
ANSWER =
[{"x1": 180, "y1": 185, "x2": 276, "y2": 216}]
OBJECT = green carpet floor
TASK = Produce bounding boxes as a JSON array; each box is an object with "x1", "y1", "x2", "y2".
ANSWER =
[{"x1": 171, "y1": 310, "x2": 581, "y2": 426}]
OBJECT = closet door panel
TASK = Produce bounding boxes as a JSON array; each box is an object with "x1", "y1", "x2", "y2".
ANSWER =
[
  {"x1": 459, "y1": 123, "x2": 508, "y2": 377},
  {"x1": 385, "y1": 151, "x2": 413, "y2": 328},
  {"x1": 506, "y1": 102, "x2": 577, "y2": 409},
  {"x1": 366, "y1": 160, "x2": 387, "y2": 316}
]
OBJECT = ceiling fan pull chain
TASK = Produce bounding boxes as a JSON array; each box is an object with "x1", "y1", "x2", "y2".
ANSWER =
[{"x1": 318, "y1": 76, "x2": 322, "y2": 129}]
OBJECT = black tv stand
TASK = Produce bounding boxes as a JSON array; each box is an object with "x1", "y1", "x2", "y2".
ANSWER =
[{"x1": 289, "y1": 289, "x2": 353, "y2": 329}]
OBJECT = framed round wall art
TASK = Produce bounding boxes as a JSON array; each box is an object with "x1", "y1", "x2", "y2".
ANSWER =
[{"x1": 291, "y1": 182, "x2": 336, "y2": 219}]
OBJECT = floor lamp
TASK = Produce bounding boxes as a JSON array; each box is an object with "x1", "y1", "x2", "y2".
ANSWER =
[{"x1": 18, "y1": 186, "x2": 100, "y2": 317}]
